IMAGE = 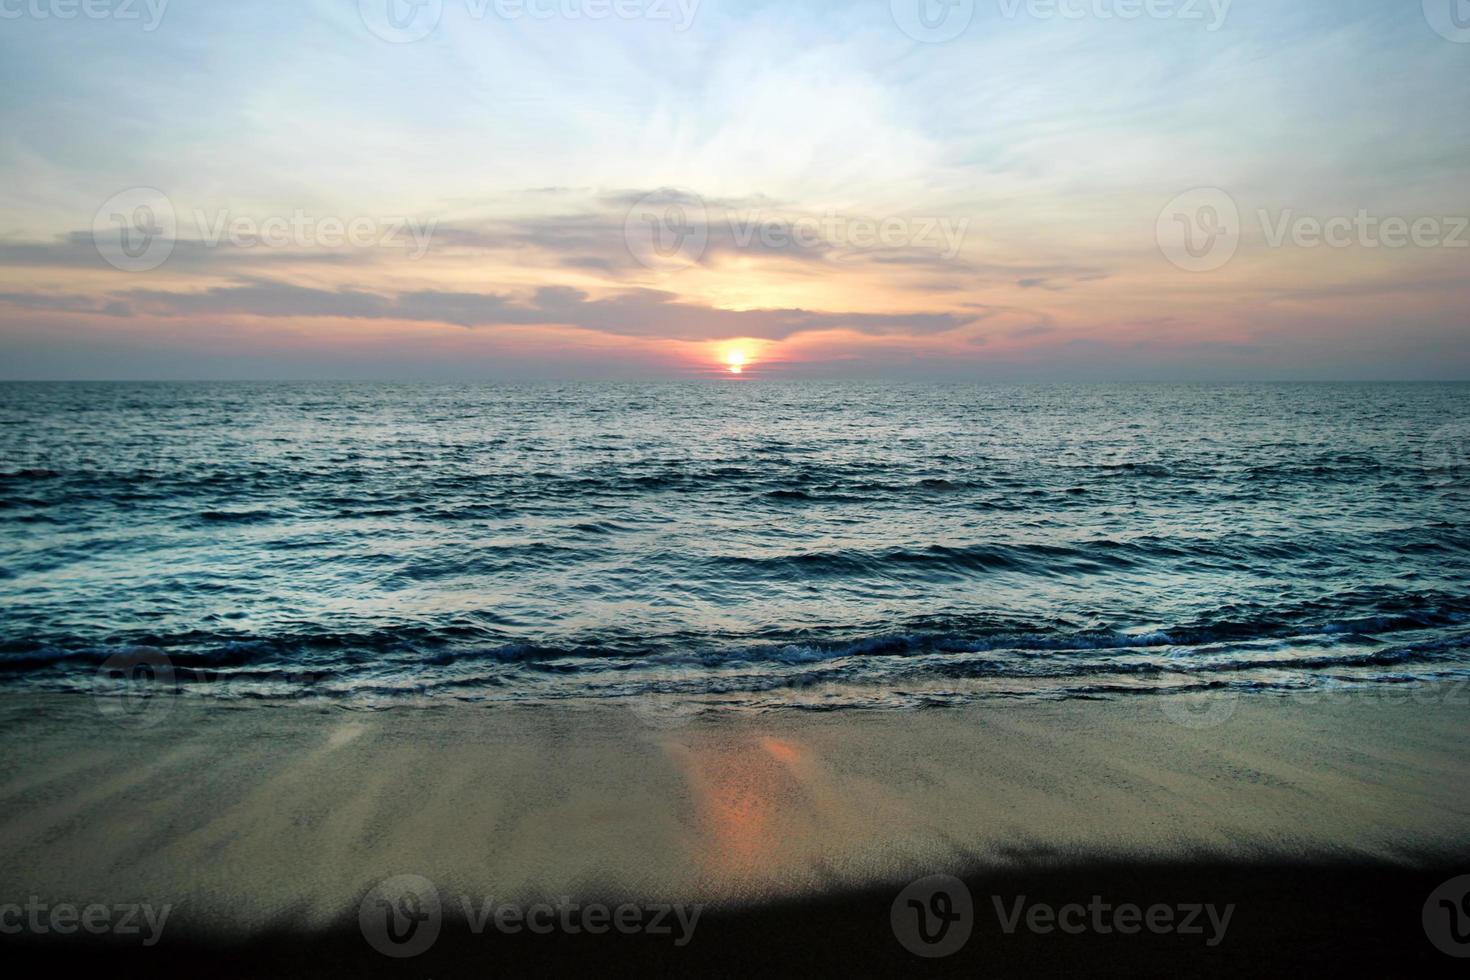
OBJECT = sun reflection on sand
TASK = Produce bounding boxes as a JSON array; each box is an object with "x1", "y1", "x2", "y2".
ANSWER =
[
  {"x1": 759, "y1": 737, "x2": 802, "y2": 765},
  {"x1": 665, "y1": 735, "x2": 813, "y2": 882}
]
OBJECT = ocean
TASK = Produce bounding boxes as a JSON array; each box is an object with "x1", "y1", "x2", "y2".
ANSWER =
[{"x1": 2, "y1": 381, "x2": 1467, "y2": 712}]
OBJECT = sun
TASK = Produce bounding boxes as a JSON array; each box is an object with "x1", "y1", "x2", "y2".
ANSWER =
[{"x1": 706, "y1": 339, "x2": 762, "y2": 376}]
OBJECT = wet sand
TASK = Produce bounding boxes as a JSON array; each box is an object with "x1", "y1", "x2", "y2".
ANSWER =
[{"x1": 1, "y1": 687, "x2": 1469, "y2": 974}]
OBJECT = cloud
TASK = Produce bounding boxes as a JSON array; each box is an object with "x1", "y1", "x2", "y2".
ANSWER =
[
  {"x1": 0, "y1": 232, "x2": 362, "y2": 270},
  {"x1": 1, "y1": 278, "x2": 979, "y2": 343},
  {"x1": 424, "y1": 187, "x2": 985, "y2": 275}
]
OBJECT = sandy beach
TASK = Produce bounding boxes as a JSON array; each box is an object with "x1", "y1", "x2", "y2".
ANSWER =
[
  {"x1": 2, "y1": 686, "x2": 1469, "y2": 973},
  {"x1": 6, "y1": 0, "x2": 1468, "y2": 973}
]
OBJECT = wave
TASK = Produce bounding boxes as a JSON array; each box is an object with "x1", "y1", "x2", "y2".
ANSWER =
[
  {"x1": 6, "y1": 381, "x2": 1468, "y2": 710},
  {"x1": 198, "y1": 509, "x2": 275, "y2": 523},
  {"x1": 14, "y1": 600, "x2": 1470, "y2": 708}
]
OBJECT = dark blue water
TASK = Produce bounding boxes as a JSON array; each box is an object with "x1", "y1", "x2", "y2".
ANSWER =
[{"x1": 2, "y1": 382, "x2": 1467, "y2": 711}]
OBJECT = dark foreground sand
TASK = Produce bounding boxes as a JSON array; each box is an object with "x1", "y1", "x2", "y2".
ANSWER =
[{"x1": 2, "y1": 686, "x2": 1469, "y2": 975}]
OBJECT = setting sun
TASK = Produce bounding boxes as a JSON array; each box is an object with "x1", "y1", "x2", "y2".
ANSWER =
[{"x1": 698, "y1": 339, "x2": 766, "y2": 377}]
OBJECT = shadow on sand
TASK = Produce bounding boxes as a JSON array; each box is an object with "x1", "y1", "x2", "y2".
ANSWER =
[{"x1": 5, "y1": 855, "x2": 1469, "y2": 977}]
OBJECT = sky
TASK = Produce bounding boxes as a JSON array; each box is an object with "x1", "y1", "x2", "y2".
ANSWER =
[{"x1": 0, "y1": 0, "x2": 1467, "y2": 380}]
